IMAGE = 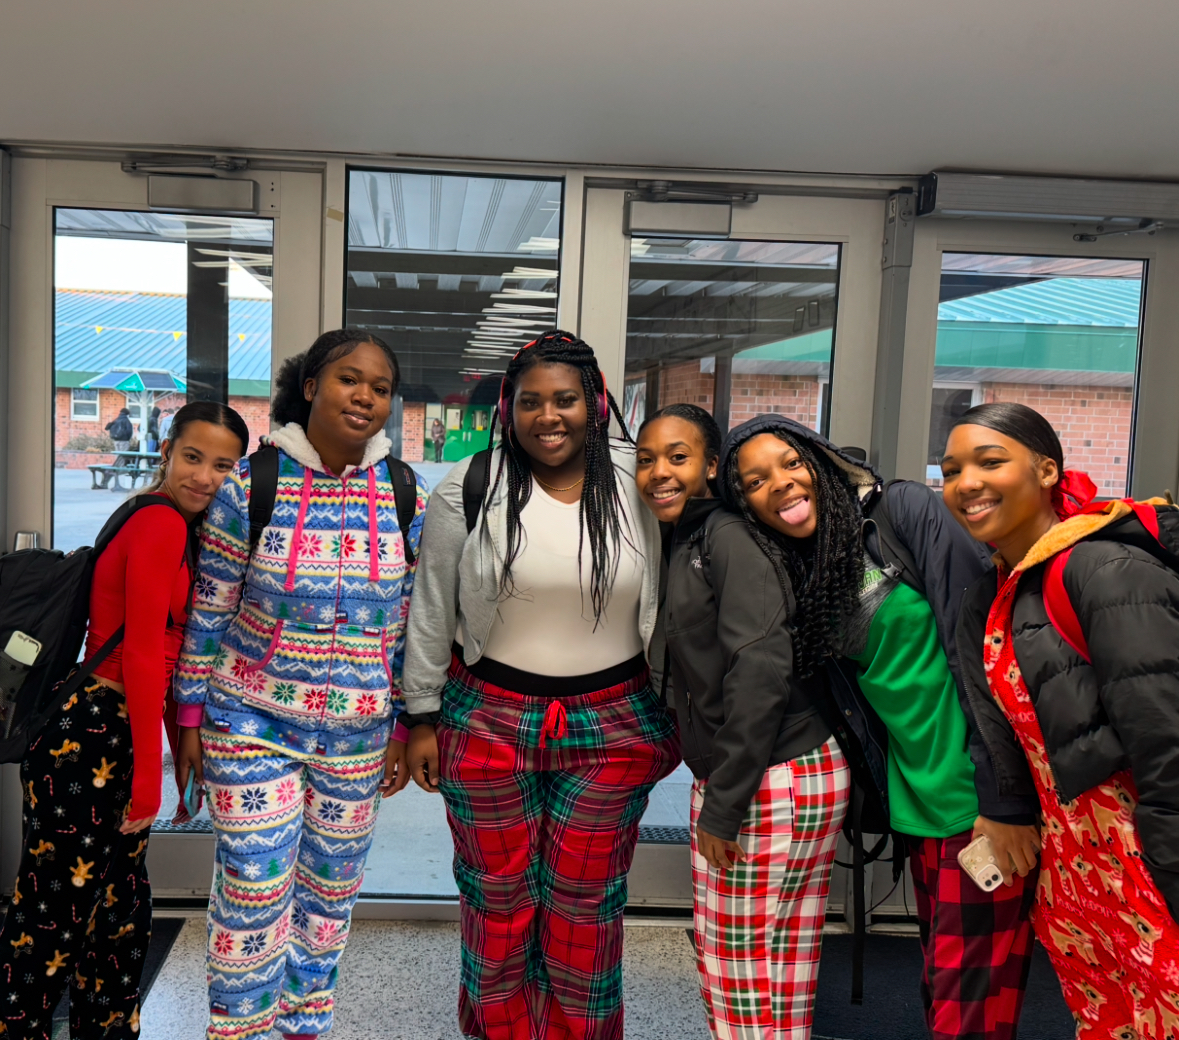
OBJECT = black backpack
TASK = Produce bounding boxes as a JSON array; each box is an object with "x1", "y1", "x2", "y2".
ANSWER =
[
  {"x1": 461, "y1": 449, "x2": 492, "y2": 533},
  {"x1": 246, "y1": 445, "x2": 419, "y2": 565},
  {"x1": 0, "y1": 496, "x2": 190, "y2": 762},
  {"x1": 107, "y1": 415, "x2": 133, "y2": 441}
]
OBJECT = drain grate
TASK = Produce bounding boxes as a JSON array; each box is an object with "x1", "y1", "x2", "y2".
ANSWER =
[
  {"x1": 151, "y1": 817, "x2": 214, "y2": 834},
  {"x1": 636, "y1": 825, "x2": 690, "y2": 845}
]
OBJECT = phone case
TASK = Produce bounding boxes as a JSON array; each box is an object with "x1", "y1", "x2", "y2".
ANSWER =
[
  {"x1": 957, "y1": 834, "x2": 1005, "y2": 891},
  {"x1": 183, "y1": 772, "x2": 204, "y2": 818}
]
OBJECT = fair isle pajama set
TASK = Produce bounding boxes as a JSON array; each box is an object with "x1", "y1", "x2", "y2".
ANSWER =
[{"x1": 174, "y1": 423, "x2": 427, "y2": 1040}]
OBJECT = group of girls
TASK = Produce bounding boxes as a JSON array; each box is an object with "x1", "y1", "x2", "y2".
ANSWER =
[{"x1": 2, "y1": 323, "x2": 1178, "y2": 1040}]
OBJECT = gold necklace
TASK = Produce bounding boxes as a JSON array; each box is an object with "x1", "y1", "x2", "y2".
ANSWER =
[{"x1": 534, "y1": 473, "x2": 585, "y2": 493}]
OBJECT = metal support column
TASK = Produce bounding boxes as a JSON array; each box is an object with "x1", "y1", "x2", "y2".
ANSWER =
[
  {"x1": 869, "y1": 191, "x2": 916, "y2": 480},
  {"x1": 645, "y1": 366, "x2": 661, "y2": 417},
  {"x1": 712, "y1": 353, "x2": 734, "y2": 434},
  {"x1": 187, "y1": 241, "x2": 230, "y2": 403}
]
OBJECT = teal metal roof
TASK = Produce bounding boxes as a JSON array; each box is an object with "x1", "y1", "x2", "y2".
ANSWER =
[
  {"x1": 937, "y1": 277, "x2": 1142, "y2": 327},
  {"x1": 55, "y1": 290, "x2": 272, "y2": 391}
]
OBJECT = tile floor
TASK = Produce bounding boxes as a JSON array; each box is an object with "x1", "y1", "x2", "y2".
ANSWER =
[{"x1": 139, "y1": 917, "x2": 710, "y2": 1040}]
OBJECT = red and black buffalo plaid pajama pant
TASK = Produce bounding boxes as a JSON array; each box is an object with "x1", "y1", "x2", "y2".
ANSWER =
[
  {"x1": 436, "y1": 654, "x2": 680, "y2": 1040},
  {"x1": 690, "y1": 736, "x2": 850, "y2": 1040},
  {"x1": 907, "y1": 831, "x2": 1036, "y2": 1040}
]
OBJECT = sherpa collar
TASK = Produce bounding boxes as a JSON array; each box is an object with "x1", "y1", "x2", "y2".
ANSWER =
[{"x1": 265, "y1": 422, "x2": 392, "y2": 478}]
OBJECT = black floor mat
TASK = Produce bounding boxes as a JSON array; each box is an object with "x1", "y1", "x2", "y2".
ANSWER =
[
  {"x1": 52, "y1": 916, "x2": 185, "y2": 1023},
  {"x1": 811, "y1": 932, "x2": 1074, "y2": 1040}
]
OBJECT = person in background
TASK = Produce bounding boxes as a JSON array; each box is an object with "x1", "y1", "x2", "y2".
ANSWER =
[
  {"x1": 0, "y1": 402, "x2": 248, "y2": 1040},
  {"x1": 173, "y1": 329, "x2": 428, "y2": 1040},
  {"x1": 147, "y1": 406, "x2": 161, "y2": 453},
  {"x1": 105, "y1": 407, "x2": 133, "y2": 453},
  {"x1": 158, "y1": 409, "x2": 175, "y2": 444},
  {"x1": 946, "y1": 402, "x2": 1179, "y2": 1039},
  {"x1": 400, "y1": 330, "x2": 679, "y2": 1040},
  {"x1": 431, "y1": 416, "x2": 445, "y2": 463}
]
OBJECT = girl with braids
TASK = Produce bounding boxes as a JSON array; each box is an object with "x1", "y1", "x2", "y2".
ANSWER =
[
  {"x1": 698, "y1": 414, "x2": 1038, "y2": 1040},
  {"x1": 174, "y1": 329, "x2": 428, "y2": 1040},
  {"x1": 401, "y1": 330, "x2": 679, "y2": 1040}
]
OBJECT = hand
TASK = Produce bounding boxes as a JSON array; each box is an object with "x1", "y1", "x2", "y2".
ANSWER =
[
  {"x1": 696, "y1": 825, "x2": 748, "y2": 871},
  {"x1": 378, "y1": 738, "x2": 411, "y2": 798},
  {"x1": 173, "y1": 726, "x2": 205, "y2": 825},
  {"x1": 120, "y1": 813, "x2": 157, "y2": 835},
  {"x1": 406, "y1": 725, "x2": 440, "y2": 793},
  {"x1": 973, "y1": 815, "x2": 1042, "y2": 885}
]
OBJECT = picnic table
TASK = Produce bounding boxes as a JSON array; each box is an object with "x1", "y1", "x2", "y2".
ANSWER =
[{"x1": 88, "y1": 451, "x2": 162, "y2": 492}]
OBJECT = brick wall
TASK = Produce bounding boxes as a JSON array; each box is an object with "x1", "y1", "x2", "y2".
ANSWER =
[
  {"x1": 983, "y1": 383, "x2": 1133, "y2": 495},
  {"x1": 55, "y1": 388, "x2": 272, "y2": 468},
  {"x1": 402, "y1": 402, "x2": 426, "y2": 463},
  {"x1": 655, "y1": 362, "x2": 822, "y2": 431},
  {"x1": 659, "y1": 360, "x2": 714, "y2": 411},
  {"x1": 729, "y1": 373, "x2": 821, "y2": 430}
]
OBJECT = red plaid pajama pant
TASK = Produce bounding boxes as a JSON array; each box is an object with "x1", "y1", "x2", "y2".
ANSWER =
[
  {"x1": 690, "y1": 736, "x2": 849, "y2": 1040},
  {"x1": 436, "y1": 656, "x2": 680, "y2": 1040},
  {"x1": 907, "y1": 831, "x2": 1036, "y2": 1040}
]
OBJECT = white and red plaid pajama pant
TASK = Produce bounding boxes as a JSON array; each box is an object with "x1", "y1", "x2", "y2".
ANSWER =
[{"x1": 690, "y1": 736, "x2": 850, "y2": 1040}]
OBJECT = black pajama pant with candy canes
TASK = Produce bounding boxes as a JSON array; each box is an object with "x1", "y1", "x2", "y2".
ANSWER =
[{"x1": 0, "y1": 679, "x2": 153, "y2": 1040}]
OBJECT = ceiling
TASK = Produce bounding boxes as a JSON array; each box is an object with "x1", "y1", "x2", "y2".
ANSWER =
[{"x1": 4, "y1": 1, "x2": 1179, "y2": 179}]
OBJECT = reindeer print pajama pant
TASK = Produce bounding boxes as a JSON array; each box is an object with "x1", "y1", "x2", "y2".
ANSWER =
[{"x1": 0, "y1": 679, "x2": 152, "y2": 1040}]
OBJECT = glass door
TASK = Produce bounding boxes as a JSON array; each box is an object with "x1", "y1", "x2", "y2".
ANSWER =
[
  {"x1": 344, "y1": 168, "x2": 564, "y2": 901},
  {"x1": 581, "y1": 188, "x2": 888, "y2": 912},
  {"x1": 51, "y1": 207, "x2": 274, "y2": 885}
]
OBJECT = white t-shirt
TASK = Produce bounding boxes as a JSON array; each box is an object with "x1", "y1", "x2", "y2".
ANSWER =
[{"x1": 479, "y1": 479, "x2": 644, "y2": 676}]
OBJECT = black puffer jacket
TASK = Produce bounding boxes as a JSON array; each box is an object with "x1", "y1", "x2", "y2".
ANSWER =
[
  {"x1": 663, "y1": 498, "x2": 831, "y2": 841},
  {"x1": 958, "y1": 515, "x2": 1179, "y2": 918}
]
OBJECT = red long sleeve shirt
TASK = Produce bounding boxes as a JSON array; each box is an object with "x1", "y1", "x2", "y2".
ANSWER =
[{"x1": 85, "y1": 498, "x2": 193, "y2": 821}]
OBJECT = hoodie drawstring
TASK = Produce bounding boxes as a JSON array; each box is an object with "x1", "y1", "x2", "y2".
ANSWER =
[
  {"x1": 285, "y1": 468, "x2": 314, "y2": 593},
  {"x1": 367, "y1": 467, "x2": 380, "y2": 584},
  {"x1": 538, "y1": 699, "x2": 568, "y2": 749}
]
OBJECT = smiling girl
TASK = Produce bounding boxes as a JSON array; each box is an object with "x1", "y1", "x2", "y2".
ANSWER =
[
  {"x1": 401, "y1": 330, "x2": 678, "y2": 1040},
  {"x1": 946, "y1": 402, "x2": 1179, "y2": 1039},
  {"x1": 670, "y1": 412, "x2": 1039, "y2": 1040},
  {"x1": 173, "y1": 329, "x2": 428, "y2": 1040},
  {"x1": 0, "y1": 402, "x2": 248, "y2": 1040}
]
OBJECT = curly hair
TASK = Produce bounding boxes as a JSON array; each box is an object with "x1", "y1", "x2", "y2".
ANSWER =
[
  {"x1": 724, "y1": 429, "x2": 864, "y2": 677},
  {"x1": 271, "y1": 328, "x2": 400, "y2": 429},
  {"x1": 480, "y1": 329, "x2": 634, "y2": 625}
]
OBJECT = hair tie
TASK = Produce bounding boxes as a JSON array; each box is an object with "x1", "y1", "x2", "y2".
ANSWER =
[{"x1": 1051, "y1": 469, "x2": 1097, "y2": 519}]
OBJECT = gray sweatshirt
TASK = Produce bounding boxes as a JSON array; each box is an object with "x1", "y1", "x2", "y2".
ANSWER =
[{"x1": 401, "y1": 443, "x2": 663, "y2": 715}]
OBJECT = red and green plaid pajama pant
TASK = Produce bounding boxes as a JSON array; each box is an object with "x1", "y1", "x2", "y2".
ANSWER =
[
  {"x1": 690, "y1": 736, "x2": 849, "y2": 1040},
  {"x1": 906, "y1": 832, "x2": 1036, "y2": 1040},
  {"x1": 437, "y1": 655, "x2": 680, "y2": 1040}
]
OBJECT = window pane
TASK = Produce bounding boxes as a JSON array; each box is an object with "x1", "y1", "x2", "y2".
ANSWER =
[
  {"x1": 53, "y1": 209, "x2": 274, "y2": 828},
  {"x1": 624, "y1": 239, "x2": 840, "y2": 436},
  {"x1": 71, "y1": 388, "x2": 99, "y2": 419},
  {"x1": 345, "y1": 169, "x2": 563, "y2": 484},
  {"x1": 54, "y1": 210, "x2": 273, "y2": 552},
  {"x1": 927, "y1": 253, "x2": 1145, "y2": 494}
]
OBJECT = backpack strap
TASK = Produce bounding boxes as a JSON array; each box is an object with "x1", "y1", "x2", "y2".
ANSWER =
[
  {"x1": 248, "y1": 444, "x2": 280, "y2": 549},
  {"x1": 862, "y1": 480, "x2": 927, "y2": 598},
  {"x1": 463, "y1": 449, "x2": 492, "y2": 534},
  {"x1": 1043, "y1": 548, "x2": 1090, "y2": 662},
  {"x1": 248, "y1": 446, "x2": 420, "y2": 565},
  {"x1": 385, "y1": 455, "x2": 418, "y2": 568}
]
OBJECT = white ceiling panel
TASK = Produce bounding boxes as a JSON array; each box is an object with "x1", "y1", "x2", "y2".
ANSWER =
[{"x1": 3, "y1": 0, "x2": 1179, "y2": 178}]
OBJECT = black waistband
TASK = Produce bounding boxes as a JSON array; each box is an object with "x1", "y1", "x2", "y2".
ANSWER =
[{"x1": 453, "y1": 642, "x2": 647, "y2": 698}]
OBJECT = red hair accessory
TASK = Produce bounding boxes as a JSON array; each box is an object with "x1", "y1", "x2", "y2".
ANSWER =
[{"x1": 1051, "y1": 469, "x2": 1097, "y2": 520}]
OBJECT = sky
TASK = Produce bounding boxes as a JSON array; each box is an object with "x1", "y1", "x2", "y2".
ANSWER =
[{"x1": 55, "y1": 236, "x2": 272, "y2": 299}]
